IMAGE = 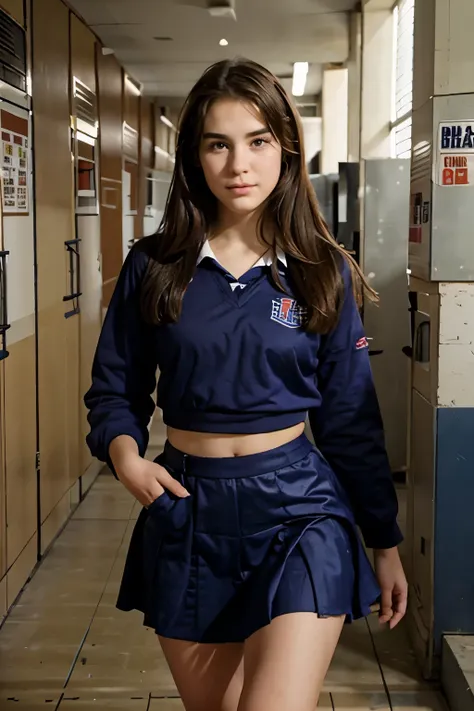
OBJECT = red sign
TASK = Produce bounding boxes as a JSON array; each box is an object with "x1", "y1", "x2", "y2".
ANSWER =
[{"x1": 441, "y1": 156, "x2": 470, "y2": 186}]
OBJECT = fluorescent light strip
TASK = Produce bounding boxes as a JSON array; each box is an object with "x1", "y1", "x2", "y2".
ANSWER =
[
  {"x1": 154, "y1": 145, "x2": 175, "y2": 163},
  {"x1": 160, "y1": 115, "x2": 177, "y2": 132},
  {"x1": 292, "y1": 62, "x2": 309, "y2": 97},
  {"x1": 125, "y1": 76, "x2": 141, "y2": 96}
]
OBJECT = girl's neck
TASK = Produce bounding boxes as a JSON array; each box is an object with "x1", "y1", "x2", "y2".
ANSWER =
[{"x1": 210, "y1": 207, "x2": 266, "y2": 254}]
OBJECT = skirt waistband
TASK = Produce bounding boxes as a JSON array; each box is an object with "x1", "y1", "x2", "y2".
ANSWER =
[{"x1": 162, "y1": 433, "x2": 313, "y2": 479}]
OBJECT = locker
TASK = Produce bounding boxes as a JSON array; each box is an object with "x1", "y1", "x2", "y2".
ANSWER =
[{"x1": 0, "y1": 9, "x2": 38, "y2": 608}]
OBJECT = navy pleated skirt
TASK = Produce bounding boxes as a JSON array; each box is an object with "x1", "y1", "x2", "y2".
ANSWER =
[{"x1": 116, "y1": 434, "x2": 381, "y2": 643}]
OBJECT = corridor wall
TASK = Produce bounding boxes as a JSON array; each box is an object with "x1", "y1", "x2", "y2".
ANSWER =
[
  {"x1": 0, "y1": 0, "x2": 21, "y2": 24},
  {"x1": 122, "y1": 74, "x2": 141, "y2": 260},
  {"x1": 0, "y1": 0, "x2": 171, "y2": 623},
  {"x1": 138, "y1": 99, "x2": 155, "y2": 240},
  {"x1": 0, "y1": 0, "x2": 37, "y2": 618}
]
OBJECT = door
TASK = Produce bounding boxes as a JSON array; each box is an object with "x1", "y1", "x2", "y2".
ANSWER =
[
  {"x1": 0, "y1": 101, "x2": 38, "y2": 607},
  {"x1": 33, "y1": 0, "x2": 77, "y2": 553},
  {"x1": 0, "y1": 198, "x2": 7, "y2": 621},
  {"x1": 407, "y1": 387, "x2": 436, "y2": 675}
]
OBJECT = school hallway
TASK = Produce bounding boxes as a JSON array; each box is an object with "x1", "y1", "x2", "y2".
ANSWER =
[{"x1": 0, "y1": 417, "x2": 447, "y2": 711}]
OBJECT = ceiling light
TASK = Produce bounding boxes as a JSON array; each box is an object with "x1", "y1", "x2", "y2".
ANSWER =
[
  {"x1": 125, "y1": 75, "x2": 141, "y2": 96},
  {"x1": 208, "y1": 3, "x2": 237, "y2": 21},
  {"x1": 160, "y1": 115, "x2": 177, "y2": 131},
  {"x1": 292, "y1": 62, "x2": 309, "y2": 97},
  {"x1": 219, "y1": 38, "x2": 229, "y2": 46},
  {"x1": 160, "y1": 115, "x2": 173, "y2": 129}
]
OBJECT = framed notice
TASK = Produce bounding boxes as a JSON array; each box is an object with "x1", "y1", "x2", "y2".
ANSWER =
[
  {"x1": 436, "y1": 120, "x2": 474, "y2": 187},
  {"x1": 1, "y1": 109, "x2": 29, "y2": 214}
]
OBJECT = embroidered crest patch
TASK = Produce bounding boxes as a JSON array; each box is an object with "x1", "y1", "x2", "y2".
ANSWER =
[{"x1": 271, "y1": 298, "x2": 306, "y2": 329}]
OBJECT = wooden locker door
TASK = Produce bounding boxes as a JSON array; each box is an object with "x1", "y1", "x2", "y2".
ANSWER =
[
  {"x1": 97, "y1": 50, "x2": 123, "y2": 308},
  {"x1": 0, "y1": 0, "x2": 24, "y2": 26},
  {"x1": 0, "y1": 102, "x2": 38, "y2": 609},
  {"x1": 0, "y1": 172, "x2": 6, "y2": 604},
  {"x1": 33, "y1": 0, "x2": 77, "y2": 552},
  {"x1": 0, "y1": 333, "x2": 6, "y2": 621},
  {"x1": 70, "y1": 14, "x2": 102, "y2": 482}
]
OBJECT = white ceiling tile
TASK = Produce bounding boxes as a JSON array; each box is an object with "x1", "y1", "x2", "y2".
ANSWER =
[{"x1": 69, "y1": 0, "x2": 356, "y2": 97}]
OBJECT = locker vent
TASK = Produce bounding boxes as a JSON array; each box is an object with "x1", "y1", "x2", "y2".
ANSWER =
[
  {"x1": 411, "y1": 140, "x2": 432, "y2": 183},
  {"x1": 73, "y1": 77, "x2": 97, "y2": 131},
  {"x1": 0, "y1": 10, "x2": 26, "y2": 92}
]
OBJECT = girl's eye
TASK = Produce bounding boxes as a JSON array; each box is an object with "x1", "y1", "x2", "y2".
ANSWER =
[
  {"x1": 210, "y1": 142, "x2": 227, "y2": 151},
  {"x1": 208, "y1": 137, "x2": 271, "y2": 152}
]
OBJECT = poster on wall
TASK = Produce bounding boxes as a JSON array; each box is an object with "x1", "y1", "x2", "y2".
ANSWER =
[
  {"x1": 1, "y1": 127, "x2": 28, "y2": 213},
  {"x1": 436, "y1": 121, "x2": 474, "y2": 187}
]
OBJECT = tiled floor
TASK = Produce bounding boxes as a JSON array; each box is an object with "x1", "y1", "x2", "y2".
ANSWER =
[{"x1": 0, "y1": 420, "x2": 448, "y2": 710}]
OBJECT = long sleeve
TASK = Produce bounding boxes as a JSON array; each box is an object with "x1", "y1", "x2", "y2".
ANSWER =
[
  {"x1": 308, "y1": 259, "x2": 403, "y2": 549},
  {"x1": 84, "y1": 243, "x2": 157, "y2": 476}
]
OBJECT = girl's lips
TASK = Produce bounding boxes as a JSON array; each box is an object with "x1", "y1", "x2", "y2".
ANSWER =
[{"x1": 227, "y1": 185, "x2": 256, "y2": 195}]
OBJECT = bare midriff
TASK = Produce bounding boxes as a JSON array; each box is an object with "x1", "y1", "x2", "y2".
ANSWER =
[{"x1": 167, "y1": 422, "x2": 306, "y2": 458}]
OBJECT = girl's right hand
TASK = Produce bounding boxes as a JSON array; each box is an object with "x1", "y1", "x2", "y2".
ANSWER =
[{"x1": 116, "y1": 454, "x2": 190, "y2": 508}]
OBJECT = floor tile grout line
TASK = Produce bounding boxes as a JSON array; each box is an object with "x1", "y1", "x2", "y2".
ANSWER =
[
  {"x1": 365, "y1": 616, "x2": 394, "y2": 710},
  {"x1": 62, "y1": 617, "x2": 96, "y2": 689},
  {"x1": 62, "y1": 502, "x2": 136, "y2": 691},
  {"x1": 73, "y1": 516, "x2": 137, "y2": 521}
]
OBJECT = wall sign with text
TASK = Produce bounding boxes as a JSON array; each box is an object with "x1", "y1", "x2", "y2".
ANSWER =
[
  {"x1": 436, "y1": 121, "x2": 474, "y2": 187},
  {"x1": 1, "y1": 109, "x2": 29, "y2": 214}
]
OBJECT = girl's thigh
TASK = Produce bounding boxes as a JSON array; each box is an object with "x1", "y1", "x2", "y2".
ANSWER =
[
  {"x1": 238, "y1": 612, "x2": 345, "y2": 711},
  {"x1": 159, "y1": 635, "x2": 245, "y2": 711}
]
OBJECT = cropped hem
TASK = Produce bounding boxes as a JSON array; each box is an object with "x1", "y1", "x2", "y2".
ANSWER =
[
  {"x1": 101, "y1": 427, "x2": 148, "y2": 479},
  {"x1": 362, "y1": 521, "x2": 404, "y2": 550},
  {"x1": 162, "y1": 409, "x2": 308, "y2": 434}
]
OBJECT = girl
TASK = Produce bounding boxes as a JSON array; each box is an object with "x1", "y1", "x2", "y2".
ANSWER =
[{"x1": 85, "y1": 58, "x2": 407, "y2": 711}]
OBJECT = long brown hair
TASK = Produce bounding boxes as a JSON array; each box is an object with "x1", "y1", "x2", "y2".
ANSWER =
[{"x1": 141, "y1": 57, "x2": 375, "y2": 333}]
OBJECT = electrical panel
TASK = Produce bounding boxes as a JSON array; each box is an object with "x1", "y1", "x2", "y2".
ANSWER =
[{"x1": 409, "y1": 93, "x2": 474, "y2": 281}]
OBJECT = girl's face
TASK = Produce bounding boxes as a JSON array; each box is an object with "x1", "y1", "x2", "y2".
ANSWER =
[{"x1": 199, "y1": 98, "x2": 283, "y2": 219}]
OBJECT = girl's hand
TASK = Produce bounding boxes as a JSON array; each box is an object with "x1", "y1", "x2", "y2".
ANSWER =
[
  {"x1": 116, "y1": 453, "x2": 190, "y2": 508},
  {"x1": 374, "y1": 547, "x2": 408, "y2": 629}
]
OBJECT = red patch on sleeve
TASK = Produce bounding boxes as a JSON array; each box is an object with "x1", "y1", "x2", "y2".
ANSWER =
[{"x1": 355, "y1": 337, "x2": 369, "y2": 350}]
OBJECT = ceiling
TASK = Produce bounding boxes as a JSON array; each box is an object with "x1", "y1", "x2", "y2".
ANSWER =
[{"x1": 68, "y1": 0, "x2": 357, "y2": 100}]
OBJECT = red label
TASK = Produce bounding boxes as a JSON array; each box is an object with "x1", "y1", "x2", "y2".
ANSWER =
[
  {"x1": 409, "y1": 226, "x2": 422, "y2": 244},
  {"x1": 356, "y1": 337, "x2": 369, "y2": 350},
  {"x1": 455, "y1": 168, "x2": 469, "y2": 185}
]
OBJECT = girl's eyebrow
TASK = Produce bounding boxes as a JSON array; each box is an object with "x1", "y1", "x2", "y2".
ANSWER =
[{"x1": 202, "y1": 128, "x2": 271, "y2": 140}]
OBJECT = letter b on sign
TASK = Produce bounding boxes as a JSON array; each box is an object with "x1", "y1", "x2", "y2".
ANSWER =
[{"x1": 441, "y1": 126, "x2": 451, "y2": 150}]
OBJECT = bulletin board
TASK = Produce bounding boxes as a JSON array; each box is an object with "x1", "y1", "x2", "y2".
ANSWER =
[{"x1": 1, "y1": 110, "x2": 29, "y2": 215}]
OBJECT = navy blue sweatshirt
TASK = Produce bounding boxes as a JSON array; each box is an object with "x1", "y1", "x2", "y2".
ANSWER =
[{"x1": 84, "y1": 237, "x2": 402, "y2": 549}]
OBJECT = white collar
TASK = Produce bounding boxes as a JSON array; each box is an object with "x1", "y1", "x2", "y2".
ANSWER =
[{"x1": 197, "y1": 240, "x2": 287, "y2": 269}]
